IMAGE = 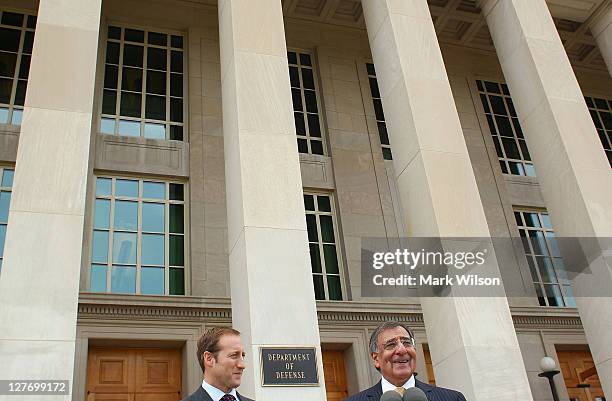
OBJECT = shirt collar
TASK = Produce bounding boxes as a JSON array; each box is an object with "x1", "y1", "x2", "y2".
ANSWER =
[
  {"x1": 201, "y1": 379, "x2": 239, "y2": 401},
  {"x1": 381, "y1": 374, "x2": 416, "y2": 393}
]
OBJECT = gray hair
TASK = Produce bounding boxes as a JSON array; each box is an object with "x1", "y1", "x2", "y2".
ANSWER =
[{"x1": 369, "y1": 321, "x2": 415, "y2": 353}]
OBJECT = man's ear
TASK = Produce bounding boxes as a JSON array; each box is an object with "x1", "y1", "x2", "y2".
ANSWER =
[
  {"x1": 203, "y1": 351, "x2": 216, "y2": 369},
  {"x1": 371, "y1": 352, "x2": 381, "y2": 369}
]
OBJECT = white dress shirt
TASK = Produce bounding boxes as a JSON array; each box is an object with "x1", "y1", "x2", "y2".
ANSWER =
[
  {"x1": 381, "y1": 374, "x2": 416, "y2": 393},
  {"x1": 201, "y1": 379, "x2": 240, "y2": 401}
]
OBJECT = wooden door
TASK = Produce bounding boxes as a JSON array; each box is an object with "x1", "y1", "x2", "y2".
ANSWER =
[
  {"x1": 422, "y1": 346, "x2": 436, "y2": 386},
  {"x1": 323, "y1": 350, "x2": 348, "y2": 401},
  {"x1": 557, "y1": 350, "x2": 606, "y2": 401},
  {"x1": 87, "y1": 348, "x2": 181, "y2": 401}
]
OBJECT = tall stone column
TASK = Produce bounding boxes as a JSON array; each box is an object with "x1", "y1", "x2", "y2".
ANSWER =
[
  {"x1": 361, "y1": 1, "x2": 533, "y2": 400},
  {"x1": 592, "y1": 4, "x2": 612, "y2": 77},
  {"x1": 0, "y1": 0, "x2": 102, "y2": 400},
  {"x1": 481, "y1": 0, "x2": 612, "y2": 396},
  {"x1": 218, "y1": 1, "x2": 326, "y2": 400}
]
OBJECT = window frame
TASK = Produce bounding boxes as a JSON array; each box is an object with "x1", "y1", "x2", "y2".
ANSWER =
[
  {"x1": 583, "y1": 95, "x2": 612, "y2": 168},
  {"x1": 287, "y1": 48, "x2": 328, "y2": 156},
  {"x1": 303, "y1": 191, "x2": 345, "y2": 301},
  {"x1": 88, "y1": 175, "x2": 189, "y2": 296},
  {"x1": 97, "y1": 22, "x2": 188, "y2": 141},
  {"x1": 0, "y1": 165, "x2": 14, "y2": 272},
  {"x1": 365, "y1": 62, "x2": 392, "y2": 161}
]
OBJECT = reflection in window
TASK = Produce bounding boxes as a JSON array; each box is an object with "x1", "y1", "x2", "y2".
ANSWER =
[
  {"x1": 584, "y1": 96, "x2": 612, "y2": 168},
  {"x1": 90, "y1": 176, "x2": 186, "y2": 295},
  {"x1": 514, "y1": 209, "x2": 574, "y2": 307},
  {"x1": 0, "y1": 167, "x2": 14, "y2": 272},
  {"x1": 0, "y1": 10, "x2": 36, "y2": 126},
  {"x1": 100, "y1": 25, "x2": 185, "y2": 140},
  {"x1": 366, "y1": 63, "x2": 392, "y2": 160},
  {"x1": 288, "y1": 50, "x2": 325, "y2": 155},
  {"x1": 304, "y1": 193, "x2": 342, "y2": 300},
  {"x1": 476, "y1": 80, "x2": 535, "y2": 177}
]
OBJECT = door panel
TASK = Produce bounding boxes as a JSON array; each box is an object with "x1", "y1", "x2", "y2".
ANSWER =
[
  {"x1": 557, "y1": 349, "x2": 606, "y2": 401},
  {"x1": 87, "y1": 348, "x2": 182, "y2": 401},
  {"x1": 322, "y1": 350, "x2": 348, "y2": 401}
]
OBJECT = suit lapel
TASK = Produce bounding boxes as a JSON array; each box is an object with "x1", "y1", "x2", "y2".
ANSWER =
[
  {"x1": 197, "y1": 386, "x2": 215, "y2": 401},
  {"x1": 366, "y1": 381, "x2": 383, "y2": 399},
  {"x1": 415, "y1": 379, "x2": 434, "y2": 394}
]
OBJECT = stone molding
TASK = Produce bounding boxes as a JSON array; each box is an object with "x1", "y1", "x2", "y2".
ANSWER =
[{"x1": 78, "y1": 295, "x2": 583, "y2": 330}]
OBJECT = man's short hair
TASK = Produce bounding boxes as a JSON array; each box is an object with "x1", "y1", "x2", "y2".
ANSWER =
[
  {"x1": 196, "y1": 327, "x2": 241, "y2": 372},
  {"x1": 369, "y1": 321, "x2": 415, "y2": 354}
]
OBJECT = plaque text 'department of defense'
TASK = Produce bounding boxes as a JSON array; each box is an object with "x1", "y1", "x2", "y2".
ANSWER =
[{"x1": 260, "y1": 347, "x2": 319, "y2": 386}]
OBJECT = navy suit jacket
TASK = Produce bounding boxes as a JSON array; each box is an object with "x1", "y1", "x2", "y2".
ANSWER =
[
  {"x1": 342, "y1": 379, "x2": 466, "y2": 401},
  {"x1": 181, "y1": 386, "x2": 254, "y2": 401}
]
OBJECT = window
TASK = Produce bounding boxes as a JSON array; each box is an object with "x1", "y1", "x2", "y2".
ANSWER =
[
  {"x1": 288, "y1": 50, "x2": 325, "y2": 155},
  {"x1": 514, "y1": 209, "x2": 575, "y2": 307},
  {"x1": 584, "y1": 96, "x2": 612, "y2": 168},
  {"x1": 0, "y1": 167, "x2": 13, "y2": 272},
  {"x1": 0, "y1": 10, "x2": 36, "y2": 126},
  {"x1": 366, "y1": 63, "x2": 392, "y2": 160},
  {"x1": 90, "y1": 177, "x2": 186, "y2": 295},
  {"x1": 304, "y1": 193, "x2": 342, "y2": 300},
  {"x1": 100, "y1": 25, "x2": 185, "y2": 140},
  {"x1": 476, "y1": 80, "x2": 535, "y2": 177}
]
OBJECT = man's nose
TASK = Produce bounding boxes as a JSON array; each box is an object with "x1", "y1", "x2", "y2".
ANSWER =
[{"x1": 237, "y1": 358, "x2": 246, "y2": 369}]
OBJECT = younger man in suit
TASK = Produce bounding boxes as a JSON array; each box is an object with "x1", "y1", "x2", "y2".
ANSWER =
[
  {"x1": 182, "y1": 327, "x2": 254, "y2": 401},
  {"x1": 343, "y1": 321, "x2": 466, "y2": 401}
]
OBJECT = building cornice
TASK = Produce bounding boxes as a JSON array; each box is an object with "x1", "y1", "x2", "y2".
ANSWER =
[{"x1": 78, "y1": 294, "x2": 583, "y2": 330}]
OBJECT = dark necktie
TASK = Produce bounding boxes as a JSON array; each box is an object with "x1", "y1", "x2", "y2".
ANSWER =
[{"x1": 221, "y1": 394, "x2": 236, "y2": 401}]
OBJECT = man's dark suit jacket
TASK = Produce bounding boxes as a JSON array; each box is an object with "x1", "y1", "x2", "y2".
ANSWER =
[
  {"x1": 342, "y1": 379, "x2": 467, "y2": 401},
  {"x1": 181, "y1": 386, "x2": 254, "y2": 401}
]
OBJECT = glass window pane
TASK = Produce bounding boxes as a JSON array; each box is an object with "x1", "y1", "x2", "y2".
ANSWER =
[
  {"x1": 496, "y1": 116, "x2": 513, "y2": 137},
  {"x1": 306, "y1": 214, "x2": 318, "y2": 242},
  {"x1": 94, "y1": 199, "x2": 110, "y2": 229},
  {"x1": 121, "y1": 67, "x2": 142, "y2": 91},
  {"x1": 108, "y1": 26, "x2": 121, "y2": 40},
  {"x1": 540, "y1": 214, "x2": 553, "y2": 230},
  {"x1": 327, "y1": 275, "x2": 342, "y2": 300},
  {"x1": 146, "y1": 70, "x2": 166, "y2": 95},
  {"x1": 311, "y1": 140, "x2": 324, "y2": 155},
  {"x1": 0, "y1": 224, "x2": 5, "y2": 257},
  {"x1": 289, "y1": 66, "x2": 299, "y2": 87},
  {"x1": 112, "y1": 232, "x2": 137, "y2": 264},
  {"x1": 147, "y1": 47, "x2": 167, "y2": 71},
  {"x1": 148, "y1": 31, "x2": 167, "y2": 46},
  {"x1": 299, "y1": 53, "x2": 311, "y2": 66},
  {"x1": 369, "y1": 77, "x2": 380, "y2": 98},
  {"x1": 143, "y1": 182, "x2": 165, "y2": 199},
  {"x1": 309, "y1": 244, "x2": 321, "y2": 273},
  {"x1": 524, "y1": 213, "x2": 540, "y2": 227},
  {"x1": 544, "y1": 284, "x2": 563, "y2": 307},
  {"x1": 323, "y1": 244, "x2": 339, "y2": 274},
  {"x1": 141, "y1": 267, "x2": 164, "y2": 295},
  {"x1": 124, "y1": 28, "x2": 144, "y2": 43},
  {"x1": 1, "y1": 170, "x2": 13, "y2": 188},
  {"x1": 170, "y1": 125, "x2": 183, "y2": 141},
  {"x1": 378, "y1": 122, "x2": 389, "y2": 145},
  {"x1": 484, "y1": 81, "x2": 500, "y2": 93},
  {"x1": 304, "y1": 90, "x2": 318, "y2": 113},
  {"x1": 92, "y1": 230, "x2": 109, "y2": 263},
  {"x1": 524, "y1": 163, "x2": 536, "y2": 177},
  {"x1": 313, "y1": 275, "x2": 325, "y2": 300},
  {"x1": 111, "y1": 265, "x2": 136, "y2": 293},
  {"x1": 116, "y1": 179, "x2": 139, "y2": 197},
  {"x1": 106, "y1": 42, "x2": 119, "y2": 64},
  {"x1": 297, "y1": 138, "x2": 308, "y2": 153},
  {"x1": 0, "y1": 78, "x2": 13, "y2": 104},
  {"x1": 287, "y1": 52, "x2": 297, "y2": 64},
  {"x1": 23, "y1": 31, "x2": 34, "y2": 54},
  {"x1": 123, "y1": 44, "x2": 143, "y2": 67},
  {"x1": 145, "y1": 95, "x2": 165, "y2": 120},
  {"x1": 0, "y1": 107, "x2": 8, "y2": 123},
  {"x1": 27, "y1": 15, "x2": 36, "y2": 29},
  {"x1": 144, "y1": 122, "x2": 166, "y2": 141},
  {"x1": 170, "y1": 98, "x2": 183, "y2": 122},
  {"x1": 170, "y1": 73, "x2": 182, "y2": 97},
  {"x1": 102, "y1": 90, "x2": 117, "y2": 115},
  {"x1": 10, "y1": 108, "x2": 21, "y2": 125},
  {"x1": 169, "y1": 183, "x2": 183, "y2": 200},
  {"x1": 536, "y1": 256, "x2": 555, "y2": 282},
  {"x1": 291, "y1": 88, "x2": 302, "y2": 111},
  {"x1": 169, "y1": 235, "x2": 184, "y2": 266},
  {"x1": 114, "y1": 200, "x2": 138, "y2": 230},
  {"x1": 120, "y1": 92, "x2": 141, "y2": 118},
  {"x1": 118, "y1": 119, "x2": 140, "y2": 136},
  {"x1": 302, "y1": 68, "x2": 315, "y2": 89},
  {"x1": 303, "y1": 195, "x2": 315, "y2": 211},
  {"x1": 382, "y1": 148, "x2": 393, "y2": 160},
  {"x1": 96, "y1": 177, "x2": 112, "y2": 196},
  {"x1": 529, "y1": 231, "x2": 547, "y2": 255},
  {"x1": 0, "y1": 51, "x2": 17, "y2": 77},
  {"x1": 317, "y1": 196, "x2": 331, "y2": 212},
  {"x1": 490, "y1": 96, "x2": 506, "y2": 115},
  {"x1": 171, "y1": 35, "x2": 183, "y2": 49},
  {"x1": 320, "y1": 215, "x2": 335, "y2": 243},
  {"x1": 14, "y1": 80, "x2": 26, "y2": 106},
  {"x1": 169, "y1": 267, "x2": 185, "y2": 295},
  {"x1": 373, "y1": 99, "x2": 385, "y2": 121},
  {"x1": 141, "y1": 234, "x2": 164, "y2": 265},
  {"x1": 169, "y1": 204, "x2": 184, "y2": 233},
  {"x1": 366, "y1": 63, "x2": 376, "y2": 76},
  {"x1": 308, "y1": 114, "x2": 321, "y2": 137},
  {"x1": 90, "y1": 264, "x2": 107, "y2": 292},
  {"x1": 104, "y1": 64, "x2": 118, "y2": 89},
  {"x1": 100, "y1": 118, "x2": 115, "y2": 134},
  {"x1": 0, "y1": 28, "x2": 21, "y2": 52},
  {"x1": 502, "y1": 137, "x2": 520, "y2": 159},
  {"x1": 480, "y1": 94, "x2": 490, "y2": 113},
  {"x1": 294, "y1": 112, "x2": 306, "y2": 135},
  {"x1": 170, "y1": 50, "x2": 183, "y2": 73},
  {"x1": 2, "y1": 12, "x2": 24, "y2": 27},
  {"x1": 142, "y1": 202, "x2": 164, "y2": 232}
]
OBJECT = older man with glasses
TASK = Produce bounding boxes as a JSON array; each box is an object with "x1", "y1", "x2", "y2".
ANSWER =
[{"x1": 342, "y1": 321, "x2": 466, "y2": 401}]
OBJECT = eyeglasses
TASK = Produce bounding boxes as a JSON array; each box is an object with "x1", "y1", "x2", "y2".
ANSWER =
[{"x1": 382, "y1": 336, "x2": 416, "y2": 351}]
